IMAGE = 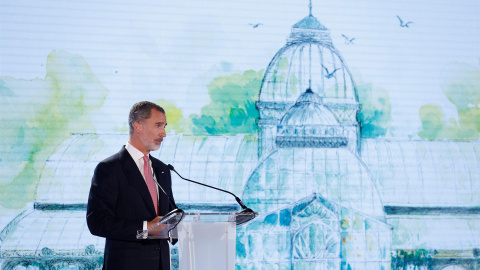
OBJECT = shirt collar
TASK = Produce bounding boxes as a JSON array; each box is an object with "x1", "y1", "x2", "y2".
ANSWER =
[{"x1": 125, "y1": 142, "x2": 147, "y2": 161}]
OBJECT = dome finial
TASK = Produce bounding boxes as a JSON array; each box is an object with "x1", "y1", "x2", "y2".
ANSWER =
[{"x1": 309, "y1": 0, "x2": 312, "y2": 16}]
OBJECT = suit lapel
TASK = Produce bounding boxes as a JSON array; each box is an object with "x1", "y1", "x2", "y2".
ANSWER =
[{"x1": 118, "y1": 147, "x2": 156, "y2": 215}]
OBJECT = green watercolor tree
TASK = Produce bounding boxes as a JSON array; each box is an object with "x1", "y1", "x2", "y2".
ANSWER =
[
  {"x1": 0, "y1": 50, "x2": 107, "y2": 208},
  {"x1": 154, "y1": 98, "x2": 191, "y2": 134},
  {"x1": 190, "y1": 69, "x2": 263, "y2": 135},
  {"x1": 418, "y1": 62, "x2": 480, "y2": 140},
  {"x1": 356, "y1": 78, "x2": 392, "y2": 138}
]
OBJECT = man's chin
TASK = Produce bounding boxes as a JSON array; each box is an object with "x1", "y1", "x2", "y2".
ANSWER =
[{"x1": 149, "y1": 143, "x2": 161, "y2": 151}]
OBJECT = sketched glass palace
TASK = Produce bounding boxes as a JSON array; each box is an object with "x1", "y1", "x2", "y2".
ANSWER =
[{"x1": 1, "y1": 11, "x2": 479, "y2": 270}]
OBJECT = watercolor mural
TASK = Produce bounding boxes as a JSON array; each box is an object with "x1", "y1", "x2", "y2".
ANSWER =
[{"x1": 1, "y1": 0, "x2": 479, "y2": 269}]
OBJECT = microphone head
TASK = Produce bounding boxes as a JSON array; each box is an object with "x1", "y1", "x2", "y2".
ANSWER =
[
  {"x1": 167, "y1": 164, "x2": 174, "y2": 171},
  {"x1": 236, "y1": 208, "x2": 258, "y2": 226},
  {"x1": 240, "y1": 207, "x2": 254, "y2": 213}
]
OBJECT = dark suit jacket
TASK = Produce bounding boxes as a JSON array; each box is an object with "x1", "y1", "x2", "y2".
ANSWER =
[{"x1": 87, "y1": 146, "x2": 175, "y2": 270}]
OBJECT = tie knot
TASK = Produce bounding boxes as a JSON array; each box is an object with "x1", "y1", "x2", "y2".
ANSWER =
[{"x1": 143, "y1": 155, "x2": 149, "y2": 162}]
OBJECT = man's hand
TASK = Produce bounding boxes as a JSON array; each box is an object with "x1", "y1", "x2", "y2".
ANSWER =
[{"x1": 147, "y1": 216, "x2": 167, "y2": 236}]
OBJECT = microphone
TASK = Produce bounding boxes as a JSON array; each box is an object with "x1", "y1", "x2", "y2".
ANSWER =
[
  {"x1": 151, "y1": 168, "x2": 182, "y2": 212},
  {"x1": 153, "y1": 176, "x2": 180, "y2": 211},
  {"x1": 167, "y1": 164, "x2": 257, "y2": 225}
]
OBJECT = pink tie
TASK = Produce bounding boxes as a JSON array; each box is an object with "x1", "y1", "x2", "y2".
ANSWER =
[{"x1": 143, "y1": 155, "x2": 158, "y2": 215}]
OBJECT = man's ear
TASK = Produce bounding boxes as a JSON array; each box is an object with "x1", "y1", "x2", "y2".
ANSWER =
[{"x1": 133, "y1": 121, "x2": 143, "y2": 134}]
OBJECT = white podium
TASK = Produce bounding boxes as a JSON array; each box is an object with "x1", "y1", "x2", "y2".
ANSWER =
[
  {"x1": 136, "y1": 210, "x2": 257, "y2": 270},
  {"x1": 177, "y1": 213, "x2": 236, "y2": 270}
]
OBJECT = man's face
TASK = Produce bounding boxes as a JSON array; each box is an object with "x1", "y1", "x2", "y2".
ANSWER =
[{"x1": 137, "y1": 109, "x2": 167, "y2": 152}]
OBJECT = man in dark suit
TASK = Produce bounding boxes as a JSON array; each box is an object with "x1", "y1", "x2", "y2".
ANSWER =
[{"x1": 87, "y1": 101, "x2": 175, "y2": 270}]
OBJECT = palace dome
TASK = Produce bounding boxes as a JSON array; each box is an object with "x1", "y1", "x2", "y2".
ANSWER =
[
  {"x1": 256, "y1": 13, "x2": 360, "y2": 156},
  {"x1": 276, "y1": 89, "x2": 348, "y2": 148},
  {"x1": 280, "y1": 88, "x2": 337, "y2": 126},
  {"x1": 257, "y1": 15, "x2": 357, "y2": 105}
]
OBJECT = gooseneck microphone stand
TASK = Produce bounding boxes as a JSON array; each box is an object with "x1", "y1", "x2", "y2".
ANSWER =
[{"x1": 167, "y1": 164, "x2": 257, "y2": 225}]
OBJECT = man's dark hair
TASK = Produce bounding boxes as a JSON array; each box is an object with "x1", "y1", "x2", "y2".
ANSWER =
[{"x1": 128, "y1": 101, "x2": 165, "y2": 134}]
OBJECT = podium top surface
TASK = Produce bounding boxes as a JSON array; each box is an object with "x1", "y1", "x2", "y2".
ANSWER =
[
  {"x1": 182, "y1": 212, "x2": 237, "y2": 223},
  {"x1": 136, "y1": 210, "x2": 258, "y2": 239}
]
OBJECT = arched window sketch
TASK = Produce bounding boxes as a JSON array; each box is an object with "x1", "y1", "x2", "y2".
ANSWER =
[
  {"x1": 291, "y1": 199, "x2": 341, "y2": 269},
  {"x1": 292, "y1": 222, "x2": 339, "y2": 260}
]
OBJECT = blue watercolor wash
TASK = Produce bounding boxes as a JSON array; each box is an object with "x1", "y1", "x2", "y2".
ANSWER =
[{"x1": 279, "y1": 209, "x2": 291, "y2": 226}]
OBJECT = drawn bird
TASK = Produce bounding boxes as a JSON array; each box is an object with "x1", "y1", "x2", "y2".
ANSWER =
[
  {"x1": 249, "y1": 23, "x2": 263, "y2": 28},
  {"x1": 322, "y1": 65, "x2": 340, "y2": 79},
  {"x1": 396, "y1": 15, "x2": 413, "y2": 27},
  {"x1": 342, "y1": 34, "x2": 355, "y2": 44}
]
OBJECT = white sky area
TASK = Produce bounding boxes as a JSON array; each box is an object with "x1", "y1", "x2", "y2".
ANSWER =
[{"x1": 1, "y1": 0, "x2": 479, "y2": 138}]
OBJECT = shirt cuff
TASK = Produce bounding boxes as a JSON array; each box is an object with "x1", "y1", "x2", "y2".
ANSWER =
[{"x1": 143, "y1": 220, "x2": 147, "y2": 239}]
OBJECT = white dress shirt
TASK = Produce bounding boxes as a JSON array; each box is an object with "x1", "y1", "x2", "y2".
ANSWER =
[{"x1": 125, "y1": 142, "x2": 159, "y2": 233}]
